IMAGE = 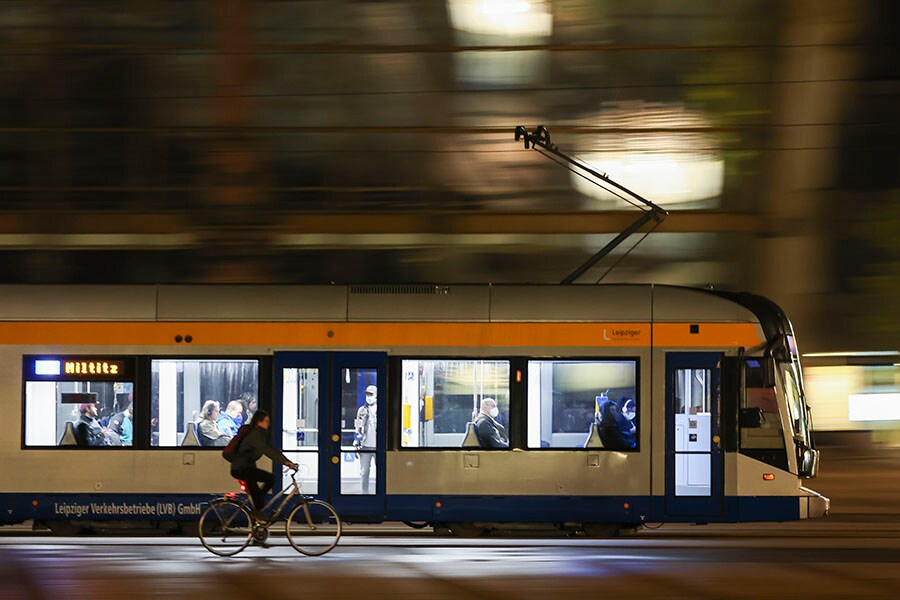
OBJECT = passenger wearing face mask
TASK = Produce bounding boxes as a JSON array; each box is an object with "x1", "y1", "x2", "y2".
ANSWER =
[
  {"x1": 353, "y1": 385, "x2": 378, "y2": 494},
  {"x1": 474, "y1": 398, "x2": 508, "y2": 449},
  {"x1": 598, "y1": 397, "x2": 637, "y2": 450},
  {"x1": 216, "y1": 400, "x2": 244, "y2": 439}
]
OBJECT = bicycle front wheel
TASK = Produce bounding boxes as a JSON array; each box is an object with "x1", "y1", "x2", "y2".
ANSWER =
[
  {"x1": 286, "y1": 500, "x2": 342, "y2": 556},
  {"x1": 198, "y1": 500, "x2": 253, "y2": 557}
]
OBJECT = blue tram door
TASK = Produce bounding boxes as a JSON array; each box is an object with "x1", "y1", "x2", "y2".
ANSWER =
[
  {"x1": 664, "y1": 352, "x2": 724, "y2": 518},
  {"x1": 273, "y1": 351, "x2": 387, "y2": 520}
]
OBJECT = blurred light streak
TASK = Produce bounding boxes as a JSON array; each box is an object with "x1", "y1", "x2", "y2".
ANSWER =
[
  {"x1": 804, "y1": 351, "x2": 900, "y2": 358},
  {"x1": 572, "y1": 152, "x2": 724, "y2": 207},
  {"x1": 447, "y1": 0, "x2": 552, "y2": 38},
  {"x1": 570, "y1": 104, "x2": 724, "y2": 208},
  {"x1": 849, "y1": 394, "x2": 900, "y2": 422},
  {"x1": 448, "y1": 0, "x2": 553, "y2": 87}
]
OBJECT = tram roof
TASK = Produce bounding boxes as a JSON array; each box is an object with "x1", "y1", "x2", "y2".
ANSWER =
[{"x1": 0, "y1": 284, "x2": 761, "y2": 324}]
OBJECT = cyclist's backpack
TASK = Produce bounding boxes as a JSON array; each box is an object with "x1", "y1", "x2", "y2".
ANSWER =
[{"x1": 222, "y1": 424, "x2": 251, "y2": 463}]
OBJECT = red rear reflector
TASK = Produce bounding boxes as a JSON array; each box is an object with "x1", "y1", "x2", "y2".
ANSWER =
[{"x1": 763, "y1": 473, "x2": 775, "y2": 481}]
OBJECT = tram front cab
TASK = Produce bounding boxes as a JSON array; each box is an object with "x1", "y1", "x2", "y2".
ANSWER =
[{"x1": 723, "y1": 291, "x2": 828, "y2": 519}]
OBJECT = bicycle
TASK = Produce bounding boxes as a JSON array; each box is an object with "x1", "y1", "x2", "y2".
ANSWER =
[{"x1": 198, "y1": 468, "x2": 341, "y2": 557}]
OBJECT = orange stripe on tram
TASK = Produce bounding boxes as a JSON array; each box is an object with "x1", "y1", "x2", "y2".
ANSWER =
[{"x1": 0, "y1": 321, "x2": 759, "y2": 348}]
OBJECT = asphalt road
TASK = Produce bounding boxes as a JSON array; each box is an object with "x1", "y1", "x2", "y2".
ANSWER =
[{"x1": 2, "y1": 516, "x2": 900, "y2": 600}]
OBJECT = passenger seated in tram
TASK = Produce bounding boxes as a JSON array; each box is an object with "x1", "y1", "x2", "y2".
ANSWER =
[
  {"x1": 473, "y1": 398, "x2": 508, "y2": 448},
  {"x1": 198, "y1": 399, "x2": 229, "y2": 447},
  {"x1": 216, "y1": 400, "x2": 244, "y2": 438},
  {"x1": 598, "y1": 397, "x2": 637, "y2": 450}
]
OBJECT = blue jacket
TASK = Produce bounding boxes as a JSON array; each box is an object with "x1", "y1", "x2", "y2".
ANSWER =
[
  {"x1": 216, "y1": 413, "x2": 241, "y2": 438},
  {"x1": 598, "y1": 400, "x2": 636, "y2": 450}
]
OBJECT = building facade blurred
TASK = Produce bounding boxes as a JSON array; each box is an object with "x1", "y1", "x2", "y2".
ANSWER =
[{"x1": 0, "y1": 0, "x2": 897, "y2": 354}]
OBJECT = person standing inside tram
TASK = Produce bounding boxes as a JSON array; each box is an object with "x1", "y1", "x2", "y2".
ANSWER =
[
  {"x1": 474, "y1": 398, "x2": 508, "y2": 448},
  {"x1": 353, "y1": 385, "x2": 378, "y2": 494}
]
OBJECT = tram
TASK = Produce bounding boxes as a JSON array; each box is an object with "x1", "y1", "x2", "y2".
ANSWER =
[{"x1": 0, "y1": 284, "x2": 828, "y2": 535}]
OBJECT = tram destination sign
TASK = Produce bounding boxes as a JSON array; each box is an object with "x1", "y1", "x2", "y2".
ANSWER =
[{"x1": 26, "y1": 356, "x2": 135, "y2": 380}]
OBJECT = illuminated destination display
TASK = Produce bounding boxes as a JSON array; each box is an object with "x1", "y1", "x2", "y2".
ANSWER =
[
  {"x1": 28, "y1": 356, "x2": 133, "y2": 380},
  {"x1": 64, "y1": 360, "x2": 122, "y2": 375},
  {"x1": 34, "y1": 360, "x2": 61, "y2": 376}
]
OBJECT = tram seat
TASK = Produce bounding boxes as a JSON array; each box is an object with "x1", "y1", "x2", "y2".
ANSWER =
[
  {"x1": 58, "y1": 421, "x2": 78, "y2": 446},
  {"x1": 583, "y1": 421, "x2": 604, "y2": 449},
  {"x1": 181, "y1": 422, "x2": 201, "y2": 447},
  {"x1": 460, "y1": 422, "x2": 481, "y2": 448}
]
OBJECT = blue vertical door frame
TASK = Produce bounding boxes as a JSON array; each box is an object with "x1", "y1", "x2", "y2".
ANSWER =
[
  {"x1": 664, "y1": 352, "x2": 724, "y2": 518},
  {"x1": 272, "y1": 351, "x2": 387, "y2": 520},
  {"x1": 272, "y1": 352, "x2": 329, "y2": 500},
  {"x1": 329, "y1": 352, "x2": 387, "y2": 519}
]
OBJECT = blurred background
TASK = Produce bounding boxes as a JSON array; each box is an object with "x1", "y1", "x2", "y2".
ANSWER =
[{"x1": 0, "y1": 1, "x2": 897, "y2": 444}]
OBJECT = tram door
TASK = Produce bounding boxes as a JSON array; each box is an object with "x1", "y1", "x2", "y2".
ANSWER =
[
  {"x1": 664, "y1": 352, "x2": 723, "y2": 517},
  {"x1": 274, "y1": 352, "x2": 387, "y2": 519}
]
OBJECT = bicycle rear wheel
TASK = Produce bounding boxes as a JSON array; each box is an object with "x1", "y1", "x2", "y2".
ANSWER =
[
  {"x1": 198, "y1": 500, "x2": 252, "y2": 557},
  {"x1": 286, "y1": 499, "x2": 341, "y2": 556}
]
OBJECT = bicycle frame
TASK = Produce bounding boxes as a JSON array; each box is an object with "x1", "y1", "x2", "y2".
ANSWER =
[{"x1": 212, "y1": 471, "x2": 307, "y2": 528}]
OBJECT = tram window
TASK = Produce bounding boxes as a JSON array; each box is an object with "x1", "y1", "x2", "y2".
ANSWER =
[
  {"x1": 527, "y1": 360, "x2": 638, "y2": 449},
  {"x1": 400, "y1": 359, "x2": 510, "y2": 448},
  {"x1": 281, "y1": 367, "x2": 320, "y2": 495},
  {"x1": 741, "y1": 359, "x2": 786, "y2": 453},
  {"x1": 24, "y1": 380, "x2": 134, "y2": 447},
  {"x1": 150, "y1": 359, "x2": 259, "y2": 448}
]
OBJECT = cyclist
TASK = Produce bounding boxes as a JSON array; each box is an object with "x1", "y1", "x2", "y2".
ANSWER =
[{"x1": 229, "y1": 409, "x2": 298, "y2": 520}]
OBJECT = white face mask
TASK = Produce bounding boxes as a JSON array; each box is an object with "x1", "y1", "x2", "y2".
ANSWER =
[
  {"x1": 366, "y1": 395, "x2": 376, "y2": 405},
  {"x1": 624, "y1": 411, "x2": 636, "y2": 421},
  {"x1": 489, "y1": 407, "x2": 499, "y2": 418}
]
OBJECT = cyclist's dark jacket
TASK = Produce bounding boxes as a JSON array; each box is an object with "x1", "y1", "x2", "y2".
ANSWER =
[{"x1": 229, "y1": 426, "x2": 290, "y2": 474}]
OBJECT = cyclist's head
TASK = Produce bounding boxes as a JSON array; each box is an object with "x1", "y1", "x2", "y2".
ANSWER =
[{"x1": 250, "y1": 409, "x2": 271, "y2": 430}]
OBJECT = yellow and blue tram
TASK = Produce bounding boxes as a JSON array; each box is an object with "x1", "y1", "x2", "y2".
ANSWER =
[{"x1": 0, "y1": 284, "x2": 828, "y2": 534}]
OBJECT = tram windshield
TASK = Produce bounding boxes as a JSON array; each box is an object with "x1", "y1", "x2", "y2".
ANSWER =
[
  {"x1": 781, "y1": 361, "x2": 810, "y2": 446},
  {"x1": 779, "y1": 333, "x2": 819, "y2": 477}
]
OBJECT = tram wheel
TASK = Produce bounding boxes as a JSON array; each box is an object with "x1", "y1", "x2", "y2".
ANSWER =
[
  {"x1": 46, "y1": 521, "x2": 84, "y2": 536},
  {"x1": 581, "y1": 523, "x2": 620, "y2": 538},
  {"x1": 402, "y1": 521, "x2": 431, "y2": 530},
  {"x1": 448, "y1": 522, "x2": 487, "y2": 538}
]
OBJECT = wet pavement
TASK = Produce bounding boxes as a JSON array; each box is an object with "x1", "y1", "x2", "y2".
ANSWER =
[{"x1": 3, "y1": 516, "x2": 900, "y2": 599}]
